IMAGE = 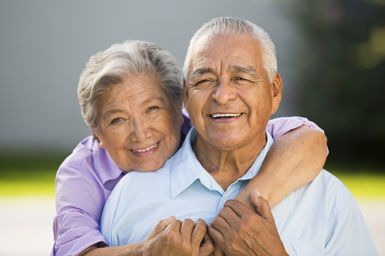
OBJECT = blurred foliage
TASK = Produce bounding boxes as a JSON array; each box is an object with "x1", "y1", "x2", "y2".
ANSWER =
[{"x1": 289, "y1": 0, "x2": 385, "y2": 167}]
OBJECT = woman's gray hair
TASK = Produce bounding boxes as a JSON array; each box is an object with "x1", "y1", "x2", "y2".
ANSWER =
[
  {"x1": 78, "y1": 40, "x2": 183, "y2": 128},
  {"x1": 183, "y1": 17, "x2": 277, "y2": 83}
]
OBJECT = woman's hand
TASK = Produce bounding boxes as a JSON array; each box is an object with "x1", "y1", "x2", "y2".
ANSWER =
[{"x1": 143, "y1": 217, "x2": 214, "y2": 256}]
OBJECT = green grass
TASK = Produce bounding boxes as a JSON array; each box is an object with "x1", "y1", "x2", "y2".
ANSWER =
[
  {"x1": 0, "y1": 154, "x2": 62, "y2": 196},
  {"x1": 0, "y1": 168, "x2": 56, "y2": 196},
  {"x1": 332, "y1": 171, "x2": 385, "y2": 200},
  {"x1": 1, "y1": 156, "x2": 384, "y2": 199}
]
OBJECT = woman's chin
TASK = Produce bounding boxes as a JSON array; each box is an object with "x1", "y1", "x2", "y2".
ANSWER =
[{"x1": 132, "y1": 161, "x2": 164, "y2": 172}]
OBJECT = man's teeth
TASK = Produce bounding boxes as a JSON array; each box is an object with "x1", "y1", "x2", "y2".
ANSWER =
[
  {"x1": 211, "y1": 113, "x2": 241, "y2": 118},
  {"x1": 133, "y1": 144, "x2": 158, "y2": 153}
]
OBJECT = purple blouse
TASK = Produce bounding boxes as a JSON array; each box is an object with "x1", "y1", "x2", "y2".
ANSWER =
[{"x1": 52, "y1": 116, "x2": 323, "y2": 256}]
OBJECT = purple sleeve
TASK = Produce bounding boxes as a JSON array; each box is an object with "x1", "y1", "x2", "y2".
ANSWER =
[
  {"x1": 267, "y1": 116, "x2": 325, "y2": 141},
  {"x1": 53, "y1": 151, "x2": 107, "y2": 256}
]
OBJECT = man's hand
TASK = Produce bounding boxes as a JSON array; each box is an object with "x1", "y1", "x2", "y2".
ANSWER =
[
  {"x1": 208, "y1": 192, "x2": 288, "y2": 256},
  {"x1": 143, "y1": 217, "x2": 214, "y2": 256}
]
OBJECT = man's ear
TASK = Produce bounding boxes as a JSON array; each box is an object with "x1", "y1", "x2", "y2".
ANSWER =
[
  {"x1": 183, "y1": 78, "x2": 189, "y2": 112},
  {"x1": 270, "y1": 72, "x2": 283, "y2": 115}
]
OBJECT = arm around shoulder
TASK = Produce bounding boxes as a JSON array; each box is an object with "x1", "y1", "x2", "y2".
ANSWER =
[{"x1": 236, "y1": 117, "x2": 327, "y2": 207}]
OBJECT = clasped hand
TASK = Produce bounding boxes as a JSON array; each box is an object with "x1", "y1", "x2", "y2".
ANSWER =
[{"x1": 143, "y1": 193, "x2": 287, "y2": 256}]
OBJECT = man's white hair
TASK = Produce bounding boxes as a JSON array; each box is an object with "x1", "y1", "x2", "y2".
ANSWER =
[{"x1": 183, "y1": 17, "x2": 277, "y2": 83}]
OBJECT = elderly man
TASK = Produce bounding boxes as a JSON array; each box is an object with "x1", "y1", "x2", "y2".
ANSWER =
[{"x1": 101, "y1": 17, "x2": 377, "y2": 255}]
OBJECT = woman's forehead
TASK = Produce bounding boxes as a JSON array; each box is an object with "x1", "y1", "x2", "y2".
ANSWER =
[{"x1": 97, "y1": 76, "x2": 170, "y2": 112}]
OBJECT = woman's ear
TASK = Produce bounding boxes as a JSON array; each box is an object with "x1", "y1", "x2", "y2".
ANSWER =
[{"x1": 91, "y1": 126, "x2": 104, "y2": 148}]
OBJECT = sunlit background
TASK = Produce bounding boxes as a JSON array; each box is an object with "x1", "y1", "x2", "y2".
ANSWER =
[{"x1": 0, "y1": 0, "x2": 384, "y2": 255}]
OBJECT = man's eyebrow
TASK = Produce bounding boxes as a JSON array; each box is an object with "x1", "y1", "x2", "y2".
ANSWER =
[
  {"x1": 230, "y1": 65, "x2": 258, "y2": 76},
  {"x1": 190, "y1": 68, "x2": 215, "y2": 80}
]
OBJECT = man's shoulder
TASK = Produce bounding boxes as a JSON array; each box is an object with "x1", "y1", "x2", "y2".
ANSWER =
[
  {"x1": 300, "y1": 169, "x2": 356, "y2": 217},
  {"x1": 314, "y1": 170, "x2": 353, "y2": 199}
]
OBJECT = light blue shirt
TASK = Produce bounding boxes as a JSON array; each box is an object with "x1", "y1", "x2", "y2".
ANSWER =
[{"x1": 101, "y1": 129, "x2": 377, "y2": 255}]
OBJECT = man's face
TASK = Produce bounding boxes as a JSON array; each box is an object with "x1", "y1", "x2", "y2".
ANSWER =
[{"x1": 184, "y1": 33, "x2": 282, "y2": 151}]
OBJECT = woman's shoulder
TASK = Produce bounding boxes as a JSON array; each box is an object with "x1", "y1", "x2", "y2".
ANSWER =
[{"x1": 56, "y1": 136, "x2": 100, "y2": 178}]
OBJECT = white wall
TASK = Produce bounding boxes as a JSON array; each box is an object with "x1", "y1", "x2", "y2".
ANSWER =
[{"x1": 0, "y1": 0, "x2": 301, "y2": 152}]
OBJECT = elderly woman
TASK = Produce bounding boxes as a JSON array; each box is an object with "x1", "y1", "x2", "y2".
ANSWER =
[{"x1": 52, "y1": 40, "x2": 327, "y2": 256}]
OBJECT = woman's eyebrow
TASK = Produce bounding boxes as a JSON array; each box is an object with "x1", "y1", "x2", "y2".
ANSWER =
[
  {"x1": 102, "y1": 109, "x2": 124, "y2": 120},
  {"x1": 141, "y1": 96, "x2": 166, "y2": 105}
]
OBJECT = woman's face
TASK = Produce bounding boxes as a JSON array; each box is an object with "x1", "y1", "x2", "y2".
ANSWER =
[{"x1": 93, "y1": 75, "x2": 183, "y2": 172}]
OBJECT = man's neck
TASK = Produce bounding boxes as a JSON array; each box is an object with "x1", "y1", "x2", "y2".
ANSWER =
[{"x1": 192, "y1": 132, "x2": 267, "y2": 190}]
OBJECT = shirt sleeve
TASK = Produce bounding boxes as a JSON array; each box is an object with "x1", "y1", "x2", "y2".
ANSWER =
[
  {"x1": 266, "y1": 116, "x2": 324, "y2": 141},
  {"x1": 325, "y1": 179, "x2": 378, "y2": 255},
  {"x1": 53, "y1": 152, "x2": 108, "y2": 256}
]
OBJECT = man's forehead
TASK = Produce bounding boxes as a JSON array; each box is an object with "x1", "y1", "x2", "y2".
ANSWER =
[{"x1": 188, "y1": 34, "x2": 263, "y2": 75}]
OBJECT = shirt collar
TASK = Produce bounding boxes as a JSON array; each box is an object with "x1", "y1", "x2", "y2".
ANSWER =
[
  {"x1": 170, "y1": 128, "x2": 274, "y2": 198},
  {"x1": 91, "y1": 137, "x2": 125, "y2": 189}
]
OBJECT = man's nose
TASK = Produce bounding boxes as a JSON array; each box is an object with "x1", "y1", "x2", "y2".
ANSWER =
[
  {"x1": 130, "y1": 116, "x2": 151, "y2": 142},
  {"x1": 211, "y1": 79, "x2": 237, "y2": 104}
]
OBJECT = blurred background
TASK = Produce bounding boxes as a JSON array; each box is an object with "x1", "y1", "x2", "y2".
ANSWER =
[{"x1": 0, "y1": 0, "x2": 384, "y2": 255}]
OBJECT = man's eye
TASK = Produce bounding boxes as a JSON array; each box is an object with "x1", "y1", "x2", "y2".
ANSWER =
[
  {"x1": 194, "y1": 79, "x2": 215, "y2": 86},
  {"x1": 235, "y1": 76, "x2": 248, "y2": 81},
  {"x1": 110, "y1": 118, "x2": 124, "y2": 125},
  {"x1": 147, "y1": 106, "x2": 160, "y2": 113}
]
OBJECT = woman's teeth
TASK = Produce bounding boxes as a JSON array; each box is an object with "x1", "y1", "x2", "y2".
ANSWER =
[{"x1": 133, "y1": 143, "x2": 158, "y2": 153}]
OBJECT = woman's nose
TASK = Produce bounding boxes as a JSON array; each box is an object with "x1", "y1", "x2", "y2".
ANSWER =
[{"x1": 130, "y1": 116, "x2": 151, "y2": 142}]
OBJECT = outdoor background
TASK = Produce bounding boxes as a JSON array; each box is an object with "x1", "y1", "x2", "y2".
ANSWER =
[{"x1": 0, "y1": 0, "x2": 384, "y2": 255}]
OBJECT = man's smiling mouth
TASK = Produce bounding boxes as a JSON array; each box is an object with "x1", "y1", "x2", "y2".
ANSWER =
[{"x1": 210, "y1": 113, "x2": 242, "y2": 119}]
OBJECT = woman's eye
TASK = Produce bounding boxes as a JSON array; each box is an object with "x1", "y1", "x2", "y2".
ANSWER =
[{"x1": 110, "y1": 118, "x2": 124, "y2": 125}]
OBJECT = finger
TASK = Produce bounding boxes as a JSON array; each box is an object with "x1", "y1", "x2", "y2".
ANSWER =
[
  {"x1": 217, "y1": 206, "x2": 240, "y2": 227},
  {"x1": 181, "y1": 218, "x2": 195, "y2": 241},
  {"x1": 213, "y1": 245, "x2": 225, "y2": 256},
  {"x1": 146, "y1": 216, "x2": 176, "y2": 240},
  {"x1": 224, "y1": 199, "x2": 254, "y2": 218},
  {"x1": 207, "y1": 226, "x2": 225, "y2": 249},
  {"x1": 251, "y1": 190, "x2": 274, "y2": 220},
  {"x1": 191, "y1": 218, "x2": 207, "y2": 246},
  {"x1": 210, "y1": 215, "x2": 231, "y2": 235},
  {"x1": 165, "y1": 219, "x2": 182, "y2": 234},
  {"x1": 199, "y1": 233, "x2": 215, "y2": 256}
]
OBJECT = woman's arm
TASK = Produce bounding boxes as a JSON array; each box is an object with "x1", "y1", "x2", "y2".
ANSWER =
[
  {"x1": 236, "y1": 117, "x2": 328, "y2": 208},
  {"x1": 53, "y1": 137, "x2": 123, "y2": 256},
  {"x1": 80, "y1": 243, "x2": 144, "y2": 256}
]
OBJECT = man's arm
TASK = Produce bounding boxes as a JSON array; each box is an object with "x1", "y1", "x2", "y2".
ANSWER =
[{"x1": 236, "y1": 117, "x2": 327, "y2": 207}]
